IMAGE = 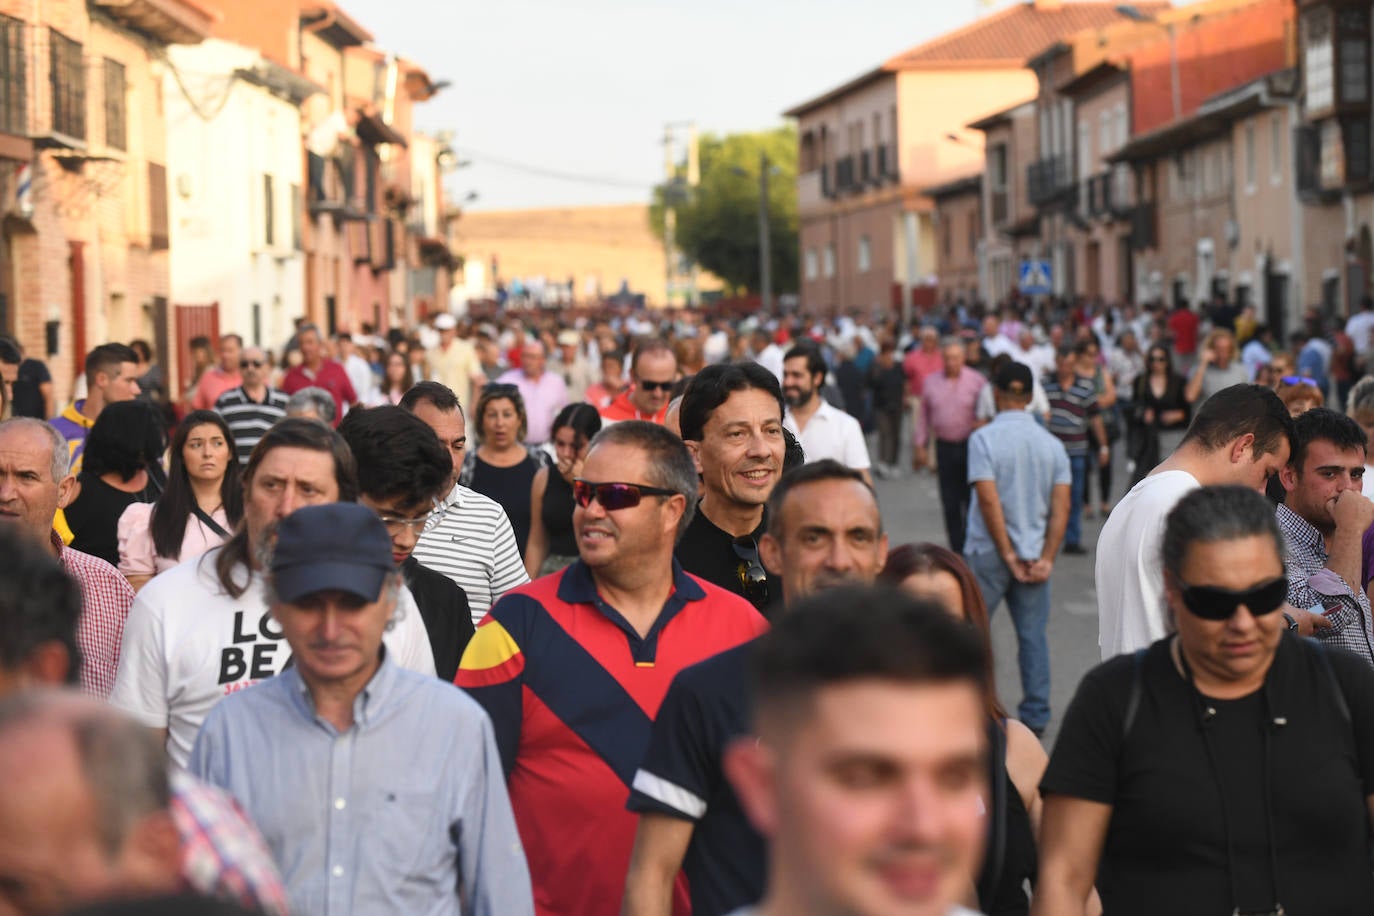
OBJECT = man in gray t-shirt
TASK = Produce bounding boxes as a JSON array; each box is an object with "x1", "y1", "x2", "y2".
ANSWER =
[{"x1": 1185, "y1": 328, "x2": 1250, "y2": 406}]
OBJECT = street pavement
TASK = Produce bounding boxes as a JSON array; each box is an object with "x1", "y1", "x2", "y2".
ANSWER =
[{"x1": 871, "y1": 442, "x2": 1129, "y2": 747}]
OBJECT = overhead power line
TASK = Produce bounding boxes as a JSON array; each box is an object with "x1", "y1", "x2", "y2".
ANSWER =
[{"x1": 456, "y1": 147, "x2": 658, "y2": 190}]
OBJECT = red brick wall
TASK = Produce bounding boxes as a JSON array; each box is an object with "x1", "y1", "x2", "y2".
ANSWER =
[{"x1": 1131, "y1": 0, "x2": 1294, "y2": 135}]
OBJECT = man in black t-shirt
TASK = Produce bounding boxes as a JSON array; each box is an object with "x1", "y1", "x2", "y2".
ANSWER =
[
  {"x1": 625, "y1": 461, "x2": 887, "y2": 916},
  {"x1": 338, "y1": 405, "x2": 473, "y2": 680},
  {"x1": 674, "y1": 362, "x2": 787, "y2": 615}
]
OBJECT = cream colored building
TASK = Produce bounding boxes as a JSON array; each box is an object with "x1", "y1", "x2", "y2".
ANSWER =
[{"x1": 784, "y1": 0, "x2": 1165, "y2": 319}]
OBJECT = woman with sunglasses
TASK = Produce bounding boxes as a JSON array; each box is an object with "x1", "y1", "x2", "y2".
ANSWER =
[
  {"x1": 117, "y1": 409, "x2": 243, "y2": 591},
  {"x1": 881, "y1": 543, "x2": 1100, "y2": 916},
  {"x1": 525, "y1": 403, "x2": 602, "y2": 577},
  {"x1": 461, "y1": 382, "x2": 550, "y2": 557},
  {"x1": 1127, "y1": 344, "x2": 1189, "y2": 485},
  {"x1": 1035, "y1": 485, "x2": 1374, "y2": 916}
]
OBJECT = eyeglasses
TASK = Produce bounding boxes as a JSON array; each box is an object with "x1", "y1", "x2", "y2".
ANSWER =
[
  {"x1": 732, "y1": 536, "x2": 770, "y2": 610},
  {"x1": 240, "y1": 359, "x2": 265, "y2": 369},
  {"x1": 1178, "y1": 574, "x2": 1288, "y2": 621},
  {"x1": 572, "y1": 479, "x2": 679, "y2": 510},
  {"x1": 1280, "y1": 375, "x2": 1319, "y2": 387},
  {"x1": 376, "y1": 510, "x2": 436, "y2": 534},
  {"x1": 636, "y1": 379, "x2": 674, "y2": 393}
]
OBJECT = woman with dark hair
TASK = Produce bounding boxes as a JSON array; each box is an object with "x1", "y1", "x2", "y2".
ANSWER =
[
  {"x1": 880, "y1": 542, "x2": 1070, "y2": 916},
  {"x1": 460, "y1": 382, "x2": 549, "y2": 556},
  {"x1": 1127, "y1": 343, "x2": 1189, "y2": 485},
  {"x1": 524, "y1": 403, "x2": 602, "y2": 577},
  {"x1": 62, "y1": 400, "x2": 168, "y2": 567},
  {"x1": 117, "y1": 409, "x2": 243, "y2": 591},
  {"x1": 1036, "y1": 486, "x2": 1374, "y2": 916},
  {"x1": 370, "y1": 349, "x2": 414, "y2": 406}
]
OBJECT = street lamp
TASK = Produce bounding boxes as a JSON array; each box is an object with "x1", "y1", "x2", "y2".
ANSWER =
[
  {"x1": 1115, "y1": 4, "x2": 1181, "y2": 122},
  {"x1": 733, "y1": 153, "x2": 778, "y2": 314}
]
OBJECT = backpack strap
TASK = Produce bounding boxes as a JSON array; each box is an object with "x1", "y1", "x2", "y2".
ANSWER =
[{"x1": 1122, "y1": 647, "x2": 1148, "y2": 740}]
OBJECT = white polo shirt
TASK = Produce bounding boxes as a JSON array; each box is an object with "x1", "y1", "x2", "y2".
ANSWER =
[{"x1": 784, "y1": 398, "x2": 872, "y2": 471}]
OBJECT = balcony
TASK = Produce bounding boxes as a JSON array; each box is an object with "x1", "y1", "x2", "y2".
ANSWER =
[
  {"x1": 877, "y1": 145, "x2": 896, "y2": 183},
  {"x1": 1085, "y1": 173, "x2": 1128, "y2": 219},
  {"x1": 1027, "y1": 155, "x2": 1072, "y2": 207},
  {"x1": 859, "y1": 149, "x2": 872, "y2": 185},
  {"x1": 835, "y1": 155, "x2": 857, "y2": 194},
  {"x1": 990, "y1": 187, "x2": 1009, "y2": 225},
  {"x1": 1129, "y1": 202, "x2": 1157, "y2": 251}
]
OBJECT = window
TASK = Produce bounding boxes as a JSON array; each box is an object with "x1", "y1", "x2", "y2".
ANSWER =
[
  {"x1": 1303, "y1": 8, "x2": 1333, "y2": 112},
  {"x1": 0, "y1": 15, "x2": 25, "y2": 136},
  {"x1": 858, "y1": 235, "x2": 872, "y2": 273},
  {"x1": 823, "y1": 244, "x2": 836, "y2": 278},
  {"x1": 989, "y1": 144, "x2": 1008, "y2": 223},
  {"x1": 103, "y1": 58, "x2": 125, "y2": 151},
  {"x1": 1270, "y1": 113, "x2": 1283, "y2": 183},
  {"x1": 263, "y1": 174, "x2": 275, "y2": 247},
  {"x1": 804, "y1": 248, "x2": 818, "y2": 280},
  {"x1": 148, "y1": 162, "x2": 168, "y2": 251},
  {"x1": 1338, "y1": 8, "x2": 1370, "y2": 105},
  {"x1": 967, "y1": 211, "x2": 978, "y2": 256},
  {"x1": 1244, "y1": 122, "x2": 1256, "y2": 191},
  {"x1": 290, "y1": 182, "x2": 302, "y2": 250},
  {"x1": 49, "y1": 29, "x2": 85, "y2": 140},
  {"x1": 941, "y1": 219, "x2": 952, "y2": 258}
]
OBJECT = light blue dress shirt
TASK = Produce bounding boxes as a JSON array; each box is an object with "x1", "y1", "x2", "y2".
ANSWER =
[
  {"x1": 965, "y1": 409, "x2": 1072, "y2": 559},
  {"x1": 189, "y1": 653, "x2": 533, "y2": 916}
]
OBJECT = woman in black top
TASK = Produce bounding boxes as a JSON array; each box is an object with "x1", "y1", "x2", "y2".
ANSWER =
[
  {"x1": 881, "y1": 543, "x2": 1065, "y2": 916},
  {"x1": 64, "y1": 400, "x2": 167, "y2": 567},
  {"x1": 525, "y1": 403, "x2": 601, "y2": 578},
  {"x1": 1128, "y1": 344, "x2": 1189, "y2": 484},
  {"x1": 1037, "y1": 486, "x2": 1374, "y2": 916},
  {"x1": 460, "y1": 383, "x2": 548, "y2": 557}
]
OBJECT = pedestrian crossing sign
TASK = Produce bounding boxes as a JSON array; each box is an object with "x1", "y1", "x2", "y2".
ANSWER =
[{"x1": 1019, "y1": 259, "x2": 1052, "y2": 295}]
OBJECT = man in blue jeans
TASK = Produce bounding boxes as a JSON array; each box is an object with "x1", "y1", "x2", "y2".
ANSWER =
[{"x1": 965, "y1": 361, "x2": 1071, "y2": 735}]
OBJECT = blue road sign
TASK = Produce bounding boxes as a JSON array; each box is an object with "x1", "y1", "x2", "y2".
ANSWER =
[{"x1": 1020, "y1": 259, "x2": 1052, "y2": 296}]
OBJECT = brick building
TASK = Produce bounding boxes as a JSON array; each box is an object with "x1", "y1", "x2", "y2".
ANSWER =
[{"x1": 1, "y1": 0, "x2": 213, "y2": 406}]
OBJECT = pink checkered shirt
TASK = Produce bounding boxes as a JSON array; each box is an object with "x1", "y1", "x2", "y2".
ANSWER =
[
  {"x1": 171, "y1": 771, "x2": 290, "y2": 916},
  {"x1": 53, "y1": 530, "x2": 135, "y2": 698}
]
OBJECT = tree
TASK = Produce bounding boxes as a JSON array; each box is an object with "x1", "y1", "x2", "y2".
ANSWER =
[{"x1": 649, "y1": 126, "x2": 798, "y2": 296}]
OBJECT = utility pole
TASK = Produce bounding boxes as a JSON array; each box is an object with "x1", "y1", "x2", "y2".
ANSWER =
[{"x1": 759, "y1": 151, "x2": 772, "y2": 315}]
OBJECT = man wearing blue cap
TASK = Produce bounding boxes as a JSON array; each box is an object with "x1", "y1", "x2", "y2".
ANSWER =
[{"x1": 190, "y1": 502, "x2": 533, "y2": 916}]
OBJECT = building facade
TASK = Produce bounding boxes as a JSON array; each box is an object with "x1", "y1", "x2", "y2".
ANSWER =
[{"x1": 1, "y1": 0, "x2": 212, "y2": 406}]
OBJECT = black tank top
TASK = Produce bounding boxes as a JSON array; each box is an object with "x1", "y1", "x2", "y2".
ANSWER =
[
  {"x1": 470, "y1": 453, "x2": 541, "y2": 557},
  {"x1": 540, "y1": 470, "x2": 578, "y2": 557},
  {"x1": 977, "y1": 718, "x2": 1038, "y2": 916}
]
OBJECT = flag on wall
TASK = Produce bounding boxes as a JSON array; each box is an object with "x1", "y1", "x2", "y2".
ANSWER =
[{"x1": 14, "y1": 161, "x2": 32, "y2": 218}]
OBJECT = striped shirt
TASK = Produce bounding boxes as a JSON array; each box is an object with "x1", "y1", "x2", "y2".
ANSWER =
[
  {"x1": 1042, "y1": 373, "x2": 1099, "y2": 457},
  {"x1": 214, "y1": 387, "x2": 289, "y2": 465},
  {"x1": 412, "y1": 483, "x2": 529, "y2": 627},
  {"x1": 55, "y1": 530, "x2": 135, "y2": 698}
]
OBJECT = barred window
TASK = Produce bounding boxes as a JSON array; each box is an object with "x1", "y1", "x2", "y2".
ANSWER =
[
  {"x1": 0, "y1": 15, "x2": 25, "y2": 136},
  {"x1": 103, "y1": 58, "x2": 126, "y2": 150},
  {"x1": 49, "y1": 28, "x2": 85, "y2": 141}
]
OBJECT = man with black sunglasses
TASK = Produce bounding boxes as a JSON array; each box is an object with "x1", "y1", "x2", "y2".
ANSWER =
[
  {"x1": 214, "y1": 346, "x2": 288, "y2": 466},
  {"x1": 1276, "y1": 408, "x2": 1374, "y2": 666},
  {"x1": 457, "y1": 421, "x2": 767, "y2": 916},
  {"x1": 675, "y1": 362, "x2": 787, "y2": 616},
  {"x1": 600, "y1": 340, "x2": 679, "y2": 425}
]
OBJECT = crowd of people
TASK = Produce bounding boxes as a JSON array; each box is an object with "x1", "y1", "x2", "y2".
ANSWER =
[{"x1": 2, "y1": 291, "x2": 1374, "y2": 915}]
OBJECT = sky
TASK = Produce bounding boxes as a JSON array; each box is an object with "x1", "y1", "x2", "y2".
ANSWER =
[{"x1": 343, "y1": 0, "x2": 1030, "y2": 212}]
